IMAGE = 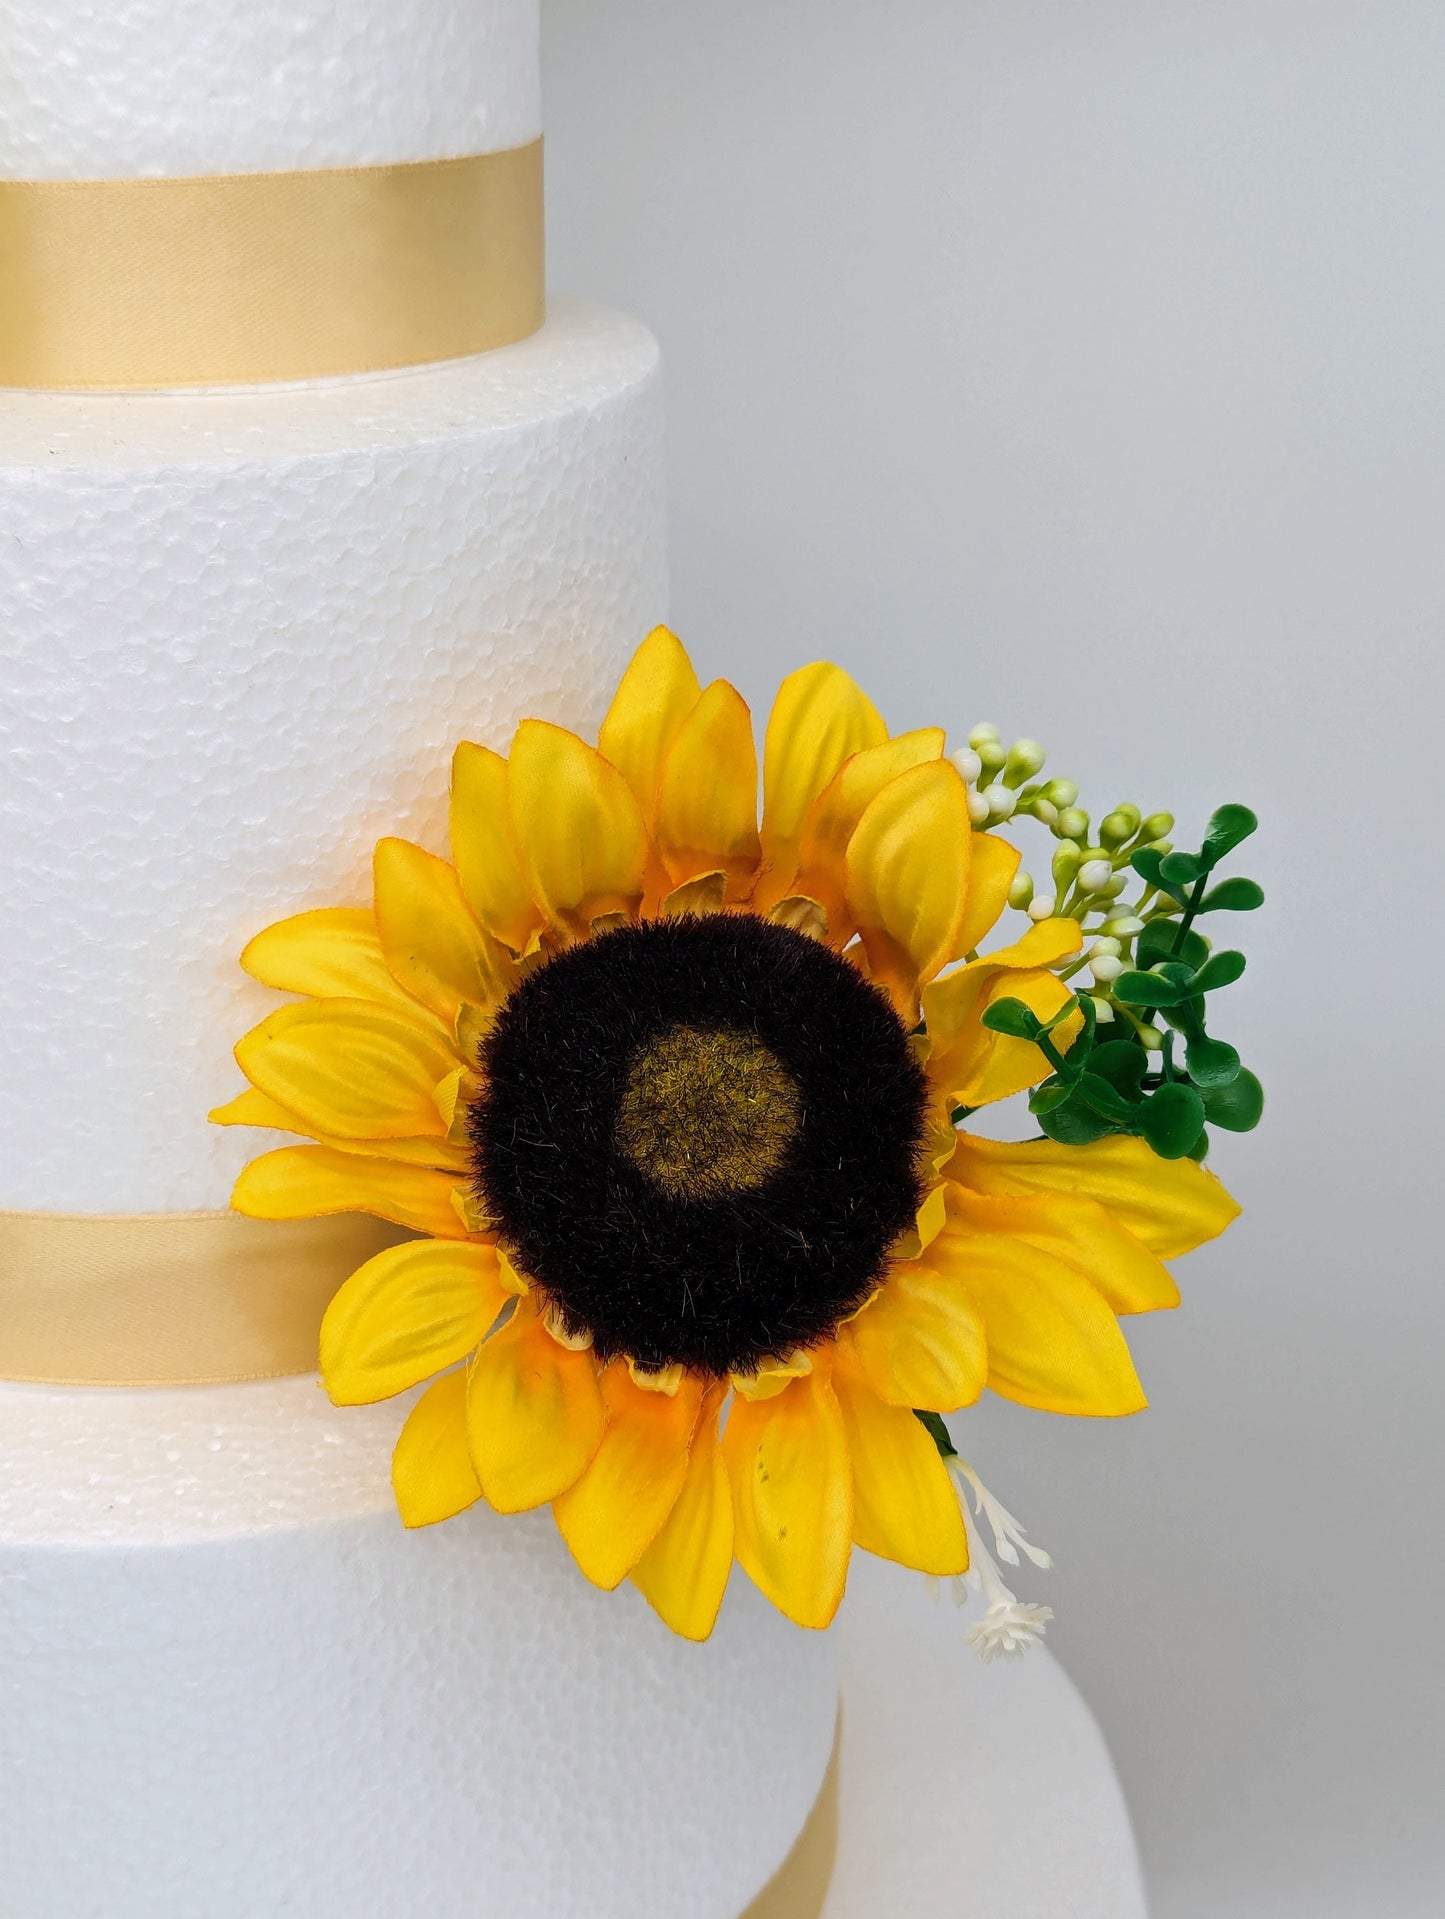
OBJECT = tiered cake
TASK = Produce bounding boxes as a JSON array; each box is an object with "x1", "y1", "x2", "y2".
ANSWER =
[{"x1": 0, "y1": 4, "x2": 838, "y2": 1914}]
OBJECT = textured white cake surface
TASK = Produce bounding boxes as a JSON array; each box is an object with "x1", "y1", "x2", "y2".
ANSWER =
[
  {"x1": 0, "y1": 300, "x2": 667, "y2": 1212},
  {"x1": 0, "y1": 1374, "x2": 838, "y2": 1919},
  {"x1": 0, "y1": 0, "x2": 540, "y2": 178}
]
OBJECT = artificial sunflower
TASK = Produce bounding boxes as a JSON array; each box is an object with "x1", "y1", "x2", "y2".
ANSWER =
[{"x1": 214, "y1": 627, "x2": 1239, "y2": 1640}]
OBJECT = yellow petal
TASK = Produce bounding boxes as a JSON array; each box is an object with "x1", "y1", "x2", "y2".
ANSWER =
[
  {"x1": 320, "y1": 1238, "x2": 509, "y2": 1405},
  {"x1": 231, "y1": 1143, "x2": 469, "y2": 1239},
  {"x1": 928, "y1": 1229, "x2": 1147, "y2": 1417},
  {"x1": 391, "y1": 1370, "x2": 482, "y2": 1528},
  {"x1": 722, "y1": 1366, "x2": 852, "y2": 1630},
  {"x1": 240, "y1": 905, "x2": 421, "y2": 1013},
  {"x1": 755, "y1": 662, "x2": 887, "y2": 909},
  {"x1": 466, "y1": 1300, "x2": 606, "y2": 1512},
  {"x1": 373, "y1": 836, "x2": 516, "y2": 1024},
  {"x1": 793, "y1": 728, "x2": 946, "y2": 942},
  {"x1": 553, "y1": 1364, "x2": 703, "y2": 1591},
  {"x1": 951, "y1": 831, "x2": 1021, "y2": 960},
  {"x1": 654, "y1": 678, "x2": 762, "y2": 898},
  {"x1": 450, "y1": 741, "x2": 545, "y2": 953},
  {"x1": 632, "y1": 1387, "x2": 734, "y2": 1641},
  {"x1": 659, "y1": 869, "x2": 729, "y2": 918},
  {"x1": 943, "y1": 1182, "x2": 1180, "y2": 1315},
  {"x1": 211, "y1": 1085, "x2": 471, "y2": 1170},
  {"x1": 842, "y1": 1260, "x2": 988, "y2": 1411},
  {"x1": 833, "y1": 1364, "x2": 969, "y2": 1575},
  {"x1": 844, "y1": 759, "x2": 972, "y2": 1017},
  {"x1": 597, "y1": 625, "x2": 704, "y2": 825},
  {"x1": 508, "y1": 719, "x2": 649, "y2": 939},
  {"x1": 923, "y1": 919, "x2": 1085, "y2": 1107},
  {"x1": 235, "y1": 997, "x2": 458, "y2": 1141},
  {"x1": 949, "y1": 1132, "x2": 1241, "y2": 1259},
  {"x1": 209, "y1": 1085, "x2": 302, "y2": 1132}
]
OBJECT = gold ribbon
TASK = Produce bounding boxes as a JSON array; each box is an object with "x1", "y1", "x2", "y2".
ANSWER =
[
  {"x1": 0, "y1": 141, "x2": 544, "y2": 390},
  {"x1": 0, "y1": 1209, "x2": 407, "y2": 1385},
  {"x1": 742, "y1": 1730, "x2": 839, "y2": 1918}
]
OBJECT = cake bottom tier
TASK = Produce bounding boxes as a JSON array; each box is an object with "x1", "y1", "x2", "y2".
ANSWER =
[{"x1": 0, "y1": 1377, "x2": 837, "y2": 1919}]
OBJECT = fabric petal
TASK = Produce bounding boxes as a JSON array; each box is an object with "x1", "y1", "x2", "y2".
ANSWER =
[
  {"x1": 241, "y1": 906, "x2": 425, "y2": 1015},
  {"x1": 842, "y1": 1259, "x2": 988, "y2": 1411},
  {"x1": 632, "y1": 1387, "x2": 734, "y2": 1642},
  {"x1": 949, "y1": 1132, "x2": 1241, "y2": 1259},
  {"x1": 597, "y1": 625, "x2": 704, "y2": 825},
  {"x1": 466, "y1": 1300, "x2": 606, "y2": 1513},
  {"x1": 844, "y1": 759, "x2": 972, "y2": 1017},
  {"x1": 320, "y1": 1238, "x2": 509, "y2": 1406},
  {"x1": 654, "y1": 678, "x2": 762, "y2": 898},
  {"x1": 450, "y1": 741, "x2": 545, "y2": 953},
  {"x1": 373, "y1": 836, "x2": 516, "y2": 1023},
  {"x1": 951, "y1": 831, "x2": 1021, "y2": 960},
  {"x1": 553, "y1": 1365, "x2": 704, "y2": 1591},
  {"x1": 793, "y1": 728, "x2": 946, "y2": 942},
  {"x1": 833, "y1": 1364, "x2": 969, "y2": 1575},
  {"x1": 508, "y1": 720, "x2": 649, "y2": 940},
  {"x1": 391, "y1": 1370, "x2": 482, "y2": 1528},
  {"x1": 211, "y1": 1086, "x2": 471, "y2": 1171},
  {"x1": 926, "y1": 1229, "x2": 1147, "y2": 1417},
  {"x1": 722, "y1": 1365, "x2": 853, "y2": 1630},
  {"x1": 231, "y1": 1143, "x2": 469, "y2": 1239},
  {"x1": 235, "y1": 998, "x2": 458, "y2": 1141},
  {"x1": 755, "y1": 662, "x2": 887, "y2": 909},
  {"x1": 923, "y1": 919, "x2": 1084, "y2": 1107},
  {"x1": 943, "y1": 1182, "x2": 1180, "y2": 1315}
]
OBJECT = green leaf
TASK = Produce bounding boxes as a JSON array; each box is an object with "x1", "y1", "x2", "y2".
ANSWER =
[
  {"x1": 1159, "y1": 850, "x2": 1205, "y2": 885},
  {"x1": 1204, "y1": 804, "x2": 1258, "y2": 859},
  {"x1": 1074, "y1": 1072, "x2": 1141, "y2": 1123},
  {"x1": 980, "y1": 997, "x2": 1043, "y2": 1040},
  {"x1": 1190, "y1": 950, "x2": 1246, "y2": 994},
  {"x1": 1088, "y1": 1040, "x2": 1149, "y2": 1097},
  {"x1": 1137, "y1": 920, "x2": 1209, "y2": 971},
  {"x1": 1201, "y1": 1067, "x2": 1265, "y2": 1132},
  {"x1": 1114, "y1": 968, "x2": 1187, "y2": 1008},
  {"x1": 1038, "y1": 1098, "x2": 1117, "y2": 1146},
  {"x1": 1028, "y1": 1079, "x2": 1074, "y2": 1116},
  {"x1": 1186, "y1": 1131, "x2": 1211, "y2": 1162},
  {"x1": 1130, "y1": 847, "x2": 1188, "y2": 906},
  {"x1": 1199, "y1": 877, "x2": 1265, "y2": 914},
  {"x1": 1161, "y1": 995, "x2": 1207, "y2": 1042},
  {"x1": 1137, "y1": 1082, "x2": 1208, "y2": 1160},
  {"x1": 914, "y1": 1409, "x2": 958, "y2": 1459},
  {"x1": 1185, "y1": 1033, "x2": 1241, "y2": 1087}
]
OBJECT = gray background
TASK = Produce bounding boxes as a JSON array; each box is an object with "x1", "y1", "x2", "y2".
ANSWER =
[{"x1": 544, "y1": 4, "x2": 1444, "y2": 1913}]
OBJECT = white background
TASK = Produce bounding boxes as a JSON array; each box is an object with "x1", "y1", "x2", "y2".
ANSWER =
[{"x1": 544, "y1": 4, "x2": 1444, "y2": 1914}]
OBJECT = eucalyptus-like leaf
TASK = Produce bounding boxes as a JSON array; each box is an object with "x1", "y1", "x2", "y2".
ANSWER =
[
  {"x1": 1204, "y1": 804, "x2": 1258, "y2": 858},
  {"x1": 1089, "y1": 1039, "x2": 1149, "y2": 1096},
  {"x1": 1199, "y1": 877, "x2": 1265, "y2": 913},
  {"x1": 1137, "y1": 921, "x2": 1209, "y2": 971},
  {"x1": 1114, "y1": 969, "x2": 1187, "y2": 1008},
  {"x1": 1029, "y1": 1079, "x2": 1075, "y2": 1116},
  {"x1": 1185, "y1": 1033, "x2": 1241, "y2": 1087},
  {"x1": 1074, "y1": 1072, "x2": 1141, "y2": 1123},
  {"x1": 1130, "y1": 847, "x2": 1188, "y2": 905},
  {"x1": 1138, "y1": 1082, "x2": 1208, "y2": 1159},
  {"x1": 1159, "y1": 850, "x2": 1205, "y2": 885},
  {"x1": 1201, "y1": 1067, "x2": 1265, "y2": 1132},
  {"x1": 1186, "y1": 1131, "x2": 1211, "y2": 1162},
  {"x1": 1038, "y1": 1098, "x2": 1116, "y2": 1146},
  {"x1": 1190, "y1": 950, "x2": 1247, "y2": 994},
  {"x1": 980, "y1": 997, "x2": 1044, "y2": 1040}
]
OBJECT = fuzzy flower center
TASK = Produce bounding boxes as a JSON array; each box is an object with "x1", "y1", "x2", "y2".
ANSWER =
[{"x1": 616, "y1": 1024, "x2": 802, "y2": 1200}]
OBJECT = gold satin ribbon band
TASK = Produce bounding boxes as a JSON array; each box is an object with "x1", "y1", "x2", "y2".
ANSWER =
[
  {"x1": 0, "y1": 141, "x2": 544, "y2": 390},
  {"x1": 742, "y1": 1732, "x2": 839, "y2": 1919},
  {"x1": 0, "y1": 1209, "x2": 407, "y2": 1385}
]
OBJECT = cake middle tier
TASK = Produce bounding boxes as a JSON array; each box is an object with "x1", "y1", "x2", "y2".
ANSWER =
[{"x1": 0, "y1": 301, "x2": 666, "y2": 1213}]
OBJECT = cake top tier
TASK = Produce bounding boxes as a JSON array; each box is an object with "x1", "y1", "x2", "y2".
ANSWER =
[{"x1": 0, "y1": 0, "x2": 540, "y2": 180}]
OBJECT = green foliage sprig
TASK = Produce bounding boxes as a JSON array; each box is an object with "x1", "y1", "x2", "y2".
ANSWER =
[{"x1": 981, "y1": 805, "x2": 1265, "y2": 1163}]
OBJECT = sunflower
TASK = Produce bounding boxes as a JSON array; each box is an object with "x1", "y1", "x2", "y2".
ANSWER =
[{"x1": 214, "y1": 628, "x2": 1239, "y2": 1639}]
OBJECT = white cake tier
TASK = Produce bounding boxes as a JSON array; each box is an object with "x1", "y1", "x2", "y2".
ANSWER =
[
  {"x1": 0, "y1": 1373, "x2": 839, "y2": 1919},
  {"x1": 0, "y1": 300, "x2": 667, "y2": 1212},
  {"x1": 0, "y1": 0, "x2": 540, "y2": 179}
]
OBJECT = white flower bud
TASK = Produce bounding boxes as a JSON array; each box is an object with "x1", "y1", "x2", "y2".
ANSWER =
[
  {"x1": 1088, "y1": 954, "x2": 1124, "y2": 984},
  {"x1": 1008, "y1": 871, "x2": 1035, "y2": 910},
  {"x1": 1101, "y1": 872, "x2": 1128, "y2": 898},
  {"x1": 967, "y1": 721, "x2": 1001, "y2": 750},
  {"x1": 950, "y1": 746, "x2": 982, "y2": 786},
  {"x1": 1004, "y1": 738, "x2": 1046, "y2": 783},
  {"x1": 1141, "y1": 812, "x2": 1175, "y2": 841},
  {"x1": 1101, "y1": 916, "x2": 1145, "y2": 938},
  {"x1": 1051, "y1": 842, "x2": 1081, "y2": 888},
  {"x1": 1032, "y1": 798, "x2": 1058, "y2": 827},
  {"x1": 1090, "y1": 994, "x2": 1116, "y2": 1022},
  {"x1": 1044, "y1": 778, "x2": 1078, "y2": 808},
  {"x1": 1138, "y1": 1024, "x2": 1165, "y2": 1052},
  {"x1": 1078, "y1": 859, "x2": 1113, "y2": 894},
  {"x1": 977, "y1": 739, "x2": 1007, "y2": 777},
  {"x1": 982, "y1": 783, "x2": 1017, "y2": 821},
  {"x1": 1056, "y1": 807, "x2": 1089, "y2": 842},
  {"x1": 1089, "y1": 936, "x2": 1122, "y2": 959},
  {"x1": 1100, "y1": 805, "x2": 1141, "y2": 849},
  {"x1": 1026, "y1": 893, "x2": 1058, "y2": 921},
  {"x1": 966, "y1": 789, "x2": 992, "y2": 827}
]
